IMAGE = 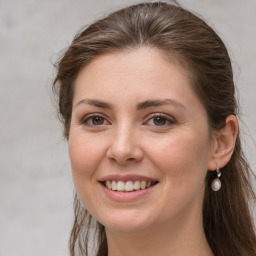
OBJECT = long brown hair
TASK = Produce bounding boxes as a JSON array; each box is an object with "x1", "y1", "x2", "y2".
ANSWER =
[{"x1": 53, "y1": 2, "x2": 256, "y2": 255}]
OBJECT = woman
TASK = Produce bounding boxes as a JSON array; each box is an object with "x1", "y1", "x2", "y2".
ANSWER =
[{"x1": 53, "y1": 1, "x2": 256, "y2": 256}]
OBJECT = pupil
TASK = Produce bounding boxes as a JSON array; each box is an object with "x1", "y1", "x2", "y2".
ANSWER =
[
  {"x1": 154, "y1": 116, "x2": 166, "y2": 126},
  {"x1": 93, "y1": 116, "x2": 104, "y2": 125}
]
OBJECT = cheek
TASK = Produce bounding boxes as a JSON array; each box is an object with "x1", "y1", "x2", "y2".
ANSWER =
[
  {"x1": 148, "y1": 131, "x2": 211, "y2": 184},
  {"x1": 68, "y1": 132, "x2": 105, "y2": 179},
  {"x1": 146, "y1": 133, "x2": 210, "y2": 220},
  {"x1": 68, "y1": 133, "x2": 104, "y2": 208}
]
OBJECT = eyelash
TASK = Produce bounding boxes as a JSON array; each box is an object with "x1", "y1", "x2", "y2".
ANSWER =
[{"x1": 80, "y1": 113, "x2": 176, "y2": 127}]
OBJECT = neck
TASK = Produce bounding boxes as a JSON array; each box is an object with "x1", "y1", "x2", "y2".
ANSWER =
[{"x1": 106, "y1": 210, "x2": 213, "y2": 256}]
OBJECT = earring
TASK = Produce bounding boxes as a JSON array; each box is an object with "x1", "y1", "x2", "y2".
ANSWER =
[{"x1": 211, "y1": 167, "x2": 221, "y2": 191}]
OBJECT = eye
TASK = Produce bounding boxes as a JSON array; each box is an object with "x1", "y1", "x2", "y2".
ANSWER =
[
  {"x1": 82, "y1": 114, "x2": 109, "y2": 126},
  {"x1": 145, "y1": 114, "x2": 175, "y2": 127}
]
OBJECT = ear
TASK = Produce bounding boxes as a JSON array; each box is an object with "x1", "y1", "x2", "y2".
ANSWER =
[{"x1": 208, "y1": 115, "x2": 238, "y2": 171}]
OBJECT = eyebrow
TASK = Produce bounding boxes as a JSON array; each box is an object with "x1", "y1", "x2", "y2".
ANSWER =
[
  {"x1": 74, "y1": 98, "x2": 186, "y2": 110},
  {"x1": 74, "y1": 99, "x2": 113, "y2": 109},
  {"x1": 136, "y1": 99, "x2": 186, "y2": 110}
]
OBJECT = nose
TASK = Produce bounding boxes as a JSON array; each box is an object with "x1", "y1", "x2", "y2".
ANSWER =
[{"x1": 106, "y1": 125, "x2": 143, "y2": 165}]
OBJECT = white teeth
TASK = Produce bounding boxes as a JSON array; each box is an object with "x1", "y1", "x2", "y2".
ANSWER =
[
  {"x1": 133, "y1": 180, "x2": 141, "y2": 190},
  {"x1": 106, "y1": 180, "x2": 112, "y2": 189},
  {"x1": 125, "y1": 181, "x2": 134, "y2": 191},
  {"x1": 116, "y1": 181, "x2": 125, "y2": 191},
  {"x1": 140, "y1": 181, "x2": 146, "y2": 189},
  {"x1": 112, "y1": 181, "x2": 117, "y2": 191},
  {"x1": 104, "y1": 180, "x2": 156, "y2": 191}
]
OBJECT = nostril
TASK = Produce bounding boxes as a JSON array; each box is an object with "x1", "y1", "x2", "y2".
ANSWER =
[{"x1": 127, "y1": 157, "x2": 136, "y2": 161}]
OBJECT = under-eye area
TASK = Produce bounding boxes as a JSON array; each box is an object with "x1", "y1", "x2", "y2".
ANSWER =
[{"x1": 100, "y1": 180, "x2": 159, "y2": 192}]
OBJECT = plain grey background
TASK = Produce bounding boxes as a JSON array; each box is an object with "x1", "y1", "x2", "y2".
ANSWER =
[{"x1": 0, "y1": 0, "x2": 255, "y2": 255}]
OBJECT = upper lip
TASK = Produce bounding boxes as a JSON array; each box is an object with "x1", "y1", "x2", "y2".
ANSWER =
[{"x1": 98, "y1": 174, "x2": 158, "y2": 182}]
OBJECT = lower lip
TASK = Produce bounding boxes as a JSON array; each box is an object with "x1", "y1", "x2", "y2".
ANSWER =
[{"x1": 100, "y1": 183, "x2": 157, "y2": 202}]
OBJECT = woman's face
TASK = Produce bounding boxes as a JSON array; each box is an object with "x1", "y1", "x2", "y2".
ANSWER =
[{"x1": 69, "y1": 47, "x2": 215, "y2": 233}]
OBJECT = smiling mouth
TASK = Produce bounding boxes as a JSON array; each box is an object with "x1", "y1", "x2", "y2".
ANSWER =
[{"x1": 101, "y1": 180, "x2": 158, "y2": 192}]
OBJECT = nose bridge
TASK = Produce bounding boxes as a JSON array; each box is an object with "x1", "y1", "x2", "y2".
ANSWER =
[
  {"x1": 107, "y1": 120, "x2": 143, "y2": 164},
  {"x1": 113, "y1": 121, "x2": 136, "y2": 154}
]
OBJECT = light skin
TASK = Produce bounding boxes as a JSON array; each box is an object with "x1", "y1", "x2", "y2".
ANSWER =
[{"x1": 68, "y1": 47, "x2": 238, "y2": 256}]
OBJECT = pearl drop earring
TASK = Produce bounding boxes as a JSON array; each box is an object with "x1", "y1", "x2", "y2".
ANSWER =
[{"x1": 211, "y1": 167, "x2": 221, "y2": 191}]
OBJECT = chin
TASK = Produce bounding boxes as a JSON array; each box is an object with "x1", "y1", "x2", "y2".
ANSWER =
[
  {"x1": 97, "y1": 209, "x2": 155, "y2": 234},
  {"x1": 105, "y1": 221, "x2": 151, "y2": 234}
]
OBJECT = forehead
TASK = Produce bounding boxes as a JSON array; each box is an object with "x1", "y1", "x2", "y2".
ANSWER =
[{"x1": 74, "y1": 47, "x2": 192, "y2": 97}]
